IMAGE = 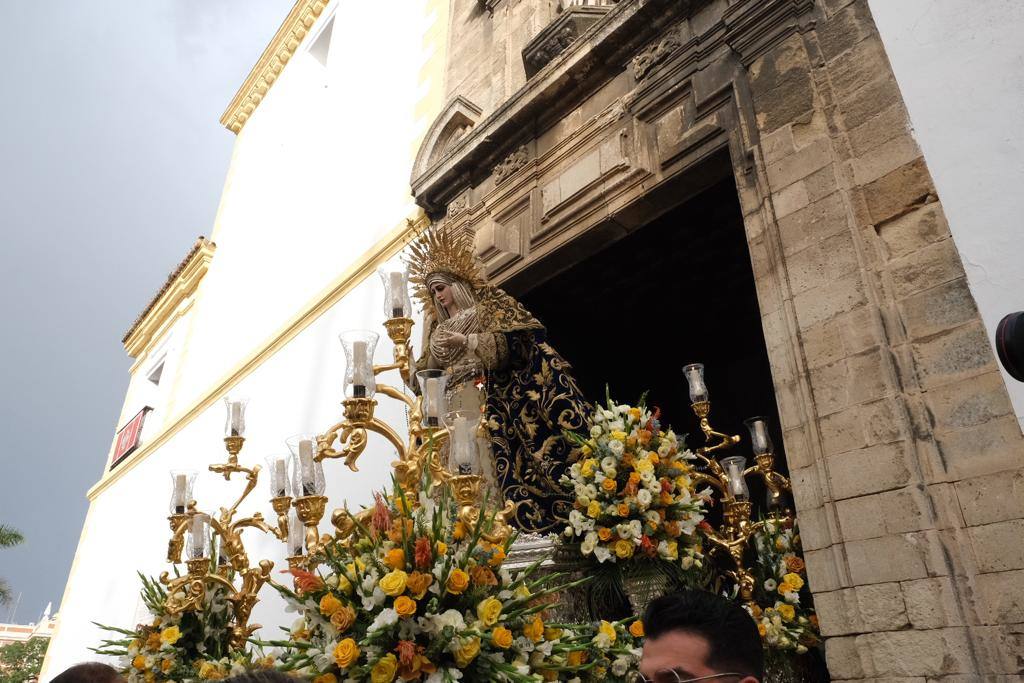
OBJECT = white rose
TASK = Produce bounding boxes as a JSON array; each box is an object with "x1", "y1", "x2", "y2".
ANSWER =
[
  {"x1": 608, "y1": 440, "x2": 624, "y2": 455},
  {"x1": 637, "y1": 489, "x2": 652, "y2": 508},
  {"x1": 609, "y1": 419, "x2": 625, "y2": 431},
  {"x1": 629, "y1": 519, "x2": 642, "y2": 538},
  {"x1": 640, "y1": 470, "x2": 655, "y2": 484},
  {"x1": 590, "y1": 425, "x2": 603, "y2": 438},
  {"x1": 594, "y1": 546, "x2": 612, "y2": 563},
  {"x1": 612, "y1": 658, "x2": 630, "y2": 677},
  {"x1": 602, "y1": 410, "x2": 615, "y2": 420},
  {"x1": 601, "y1": 456, "x2": 616, "y2": 472},
  {"x1": 617, "y1": 404, "x2": 630, "y2": 415},
  {"x1": 764, "y1": 579, "x2": 777, "y2": 591}
]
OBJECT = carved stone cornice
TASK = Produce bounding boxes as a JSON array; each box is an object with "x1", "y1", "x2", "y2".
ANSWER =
[
  {"x1": 523, "y1": 6, "x2": 611, "y2": 78},
  {"x1": 493, "y1": 146, "x2": 530, "y2": 185},
  {"x1": 219, "y1": 0, "x2": 329, "y2": 134}
]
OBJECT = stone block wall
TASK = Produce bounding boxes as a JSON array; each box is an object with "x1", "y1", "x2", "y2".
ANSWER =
[{"x1": 413, "y1": 0, "x2": 1024, "y2": 676}]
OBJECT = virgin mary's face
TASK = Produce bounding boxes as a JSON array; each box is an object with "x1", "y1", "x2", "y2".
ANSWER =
[{"x1": 430, "y1": 281, "x2": 454, "y2": 309}]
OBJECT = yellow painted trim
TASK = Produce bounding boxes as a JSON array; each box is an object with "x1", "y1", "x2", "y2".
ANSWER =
[
  {"x1": 124, "y1": 240, "x2": 216, "y2": 359},
  {"x1": 87, "y1": 214, "x2": 427, "y2": 501},
  {"x1": 219, "y1": 0, "x2": 330, "y2": 134},
  {"x1": 38, "y1": 501, "x2": 95, "y2": 681}
]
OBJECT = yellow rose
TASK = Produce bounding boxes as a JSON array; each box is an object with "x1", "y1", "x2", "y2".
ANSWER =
[
  {"x1": 629, "y1": 620, "x2": 645, "y2": 638},
  {"x1": 371, "y1": 653, "x2": 398, "y2": 683},
  {"x1": 523, "y1": 615, "x2": 544, "y2": 643},
  {"x1": 159, "y1": 625, "x2": 181, "y2": 645},
  {"x1": 567, "y1": 650, "x2": 586, "y2": 666},
  {"x1": 446, "y1": 568, "x2": 470, "y2": 595},
  {"x1": 610, "y1": 431, "x2": 627, "y2": 441},
  {"x1": 476, "y1": 597, "x2": 503, "y2": 626},
  {"x1": 334, "y1": 638, "x2": 360, "y2": 669},
  {"x1": 384, "y1": 548, "x2": 406, "y2": 570},
  {"x1": 331, "y1": 604, "x2": 357, "y2": 632},
  {"x1": 454, "y1": 637, "x2": 481, "y2": 667},
  {"x1": 132, "y1": 655, "x2": 146, "y2": 670},
  {"x1": 599, "y1": 620, "x2": 617, "y2": 644},
  {"x1": 614, "y1": 539, "x2": 634, "y2": 559},
  {"x1": 580, "y1": 459, "x2": 596, "y2": 478},
  {"x1": 336, "y1": 572, "x2": 353, "y2": 595},
  {"x1": 544, "y1": 627, "x2": 563, "y2": 641},
  {"x1": 379, "y1": 570, "x2": 408, "y2": 597},
  {"x1": 758, "y1": 622, "x2": 767, "y2": 637},
  {"x1": 198, "y1": 661, "x2": 225, "y2": 680},
  {"x1": 634, "y1": 458, "x2": 653, "y2": 473},
  {"x1": 145, "y1": 632, "x2": 161, "y2": 650},
  {"x1": 313, "y1": 674, "x2": 338, "y2": 683},
  {"x1": 580, "y1": 444, "x2": 593, "y2": 456},
  {"x1": 601, "y1": 478, "x2": 617, "y2": 493},
  {"x1": 491, "y1": 626, "x2": 513, "y2": 649},
  {"x1": 778, "y1": 581, "x2": 795, "y2": 596},
  {"x1": 320, "y1": 593, "x2": 344, "y2": 617},
  {"x1": 777, "y1": 603, "x2": 796, "y2": 622},
  {"x1": 629, "y1": 407, "x2": 641, "y2": 420},
  {"x1": 782, "y1": 572, "x2": 805, "y2": 591},
  {"x1": 394, "y1": 595, "x2": 418, "y2": 619},
  {"x1": 436, "y1": 541, "x2": 448, "y2": 556},
  {"x1": 586, "y1": 501, "x2": 602, "y2": 518},
  {"x1": 664, "y1": 540, "x2": 678, "y2": 560}
]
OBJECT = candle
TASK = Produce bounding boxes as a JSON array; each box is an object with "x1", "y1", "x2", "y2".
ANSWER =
[
  {"x1": 190, "y1": 515, "x2": 207, "y2": 559},
  {"x1": 288, "y1": 509, "x2": 304, "y2": 556},
  {"x1": 389, "y1": 271, "x2": 405, "y2": 317},
  {"x1": 352, "y1": 341, "x2": 368, "y2": 397},
  {"x1": 230, "y1": 402, "x2": 243, "y2": 436},
  {"x1": 683, "y1": 363, "x2": 708, "y2": 403},
  {"x1": 299, "y1": 439, "x2": 315, "y2": 496},
  {"x1": 451, "y1": 415, "x2": 475, "y2": 474},
  {"x1": 424, "y1": 377, "x2": 440, "y2": 426},
  {"x1": 721, "y1": 456, "x2": 749, "y2": 501},
  {"x1": 274, "y1": 459, "x2": 288, "y2": 497},
  {"x1": 172, "y1": 474, "x2": 187, "y2": 514},
  {"x1": 745, "y1": 417, "x2": 772, "y2": 456}
]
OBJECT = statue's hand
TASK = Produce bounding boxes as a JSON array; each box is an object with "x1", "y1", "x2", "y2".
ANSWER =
[{"x1": 436, "y1": 330, "x2": 467, "y2": 351}]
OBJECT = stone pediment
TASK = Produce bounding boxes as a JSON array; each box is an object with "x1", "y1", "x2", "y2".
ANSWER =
[{"x1": 411, "y1": 96, "x2": 483, "y2": 189}]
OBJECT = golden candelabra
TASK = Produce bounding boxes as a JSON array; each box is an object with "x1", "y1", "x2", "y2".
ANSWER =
[
  {"x1": 683, "y1": 363, "x2": 793, "y2": 602},
  {"x1": 162, "y1": 431, "x2": 288, "y2": 649}
]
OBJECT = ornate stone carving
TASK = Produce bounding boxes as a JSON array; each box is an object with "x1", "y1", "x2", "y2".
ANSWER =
[
  {"x1": 632, "y1": 29, "x2": 683, "y2": 80},
  {"x1": 446, "y1": 195, "x2": 469, "y2": 219},
  {"x1": 492, "y1": 146, "x2": 530, "y2": 185},
  {"x1": 522, "y1": 5, "x2": 612, "y2": 78}
]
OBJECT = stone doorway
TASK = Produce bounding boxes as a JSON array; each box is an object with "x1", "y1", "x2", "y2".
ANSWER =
[{"x1": 516, "y1": 170, "x2": 790, "y2": 495}]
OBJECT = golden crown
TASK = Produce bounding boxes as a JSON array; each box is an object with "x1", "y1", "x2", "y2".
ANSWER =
[{"x1": 405, "y1": 225, "x2": 486, "y2": 311}]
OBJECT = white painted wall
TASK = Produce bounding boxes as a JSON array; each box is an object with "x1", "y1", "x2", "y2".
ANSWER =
[
  {"x1": 41, "y1": 0, "x2": 443, "y2": 677},
  {"x1": 870, "y1": 0, "x2": 1024, "y2": 428}
]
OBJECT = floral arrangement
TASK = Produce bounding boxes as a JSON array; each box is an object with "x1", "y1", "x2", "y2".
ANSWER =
[
  {"x1": 553, "y1": 618, "x2": 645, "y2": 683},
  {"x1": 267, "y1": 477, "x2": 596, "y2": 682},
  {"x1": 747, "y1": 518, "x2": 819, "y2": 654},
  {"x1": 560, "y1": 397, "x2": 707, "y2": 569},
  {"x1": 93, "y1": 572, "x2": 272, "y2": 681}
]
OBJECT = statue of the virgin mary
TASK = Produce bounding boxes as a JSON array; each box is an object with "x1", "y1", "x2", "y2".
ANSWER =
[{"x1": 405, "y1": 226, "x2": 590, "y2": 533}]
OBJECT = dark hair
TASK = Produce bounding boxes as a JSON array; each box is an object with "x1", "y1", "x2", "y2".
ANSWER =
[
  {"x1": 643, "y1": 589, "x2": 764, "y2": 680},
  {"x1": 222, "y1": 672, "x2": 299, "y2": 683},
  {"x1": 51, "y1": 662, "x2": 125, "y2": 683}
]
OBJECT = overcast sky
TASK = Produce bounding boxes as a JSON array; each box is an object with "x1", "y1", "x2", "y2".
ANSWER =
[{"x1": 0, "y1": 1, "x2": 289, "y2": 623}]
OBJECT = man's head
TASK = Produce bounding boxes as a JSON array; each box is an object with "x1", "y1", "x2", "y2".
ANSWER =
[
  {"x1": 50, "y1": 662, "x2": 125, "y2": 683},
  {"x1": 639, "y1": 590, "x2": 764, "y2": 683}
]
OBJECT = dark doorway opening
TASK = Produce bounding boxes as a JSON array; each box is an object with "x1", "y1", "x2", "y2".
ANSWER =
[{"x1": 519, "y1": 175, "x2": 788, "y2": 483}]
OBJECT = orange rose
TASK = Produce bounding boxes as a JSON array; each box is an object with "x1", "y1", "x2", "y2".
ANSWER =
[
  {"x1": 491, "y1": 626, "x2": 513, "y2": 649},
  {"x1": 453, "y1": 521, "x2": 467, "y2": 541},
  {"x1": 601, "y1": 478, "x2": 617, "y2": 493},
  {"x1": 567, "y1": 650, "x2": 586, "y2": 666},
  {"x1": 628, "y1": 472, "x2": 641, "y2": 484},
  {"x1": 617, "y1": 503, "x2": 630, "y2": 517},
  {"x1": 523, "y1": 615, "x2": 544, "y2": 643},
  {"x1": 629, "y1": 620, "x2": 645, "y2": 638},
  {"x1": 330, "y1": 604, "x2": 356, "y2": 632},
  {"x1": 394, "y1": 595, "x2": 417, "y2": 619},
  {"x1": 637, "y1": 430, "x2": 652, "y2": 445},
  {"x1": 597, "y1": 527, "x2": 613, "y2": 542},
  {"x1": 384, "y1": 548, "x2": 406, "y2": 570},
  {"x1": 470, "y1": 564, "x2": 498, "y2": 587},
  {"x1": 446, "y1": 568, "x2": 470, "y2": 595},
  {"x1": 784, "y1": 555, "x2": 805, "y2": 573},
  {"x1": 488, "y1": 546, "x2": 506, "y2": 567},
  {"x1": 406, "y1": 571, "x2": 433, "y2": 599}
]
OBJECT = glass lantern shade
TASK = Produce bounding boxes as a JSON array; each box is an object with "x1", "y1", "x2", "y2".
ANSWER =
[
  {"x1": 416, "y1": 369, "x2": 450, "y2": 428},
  {"x1": 287, "y1": 434, "x2": 325, "y2": 497},
  {"x1": 169, "y1": 470, "x2": 197, "y2": 514},
  {"x1": 378, "y1": 264, "x2": 413, "y2": 319},
  {"x1": 682, "y1": 363, "x2": 709, "y2": 403},
  {"x1": 744, "y1": 417, "x2": 773, "y2": 456},
  {"x1": 288, "y1": 508, "x2": 305, "y2": 556},
  {"x1": 187, "y1": 513, "x2": 211, "y2": 560},
  {"x1": 224, "y1": 397, "x2": 249, "y2": 437},
  {"x1": 265, "y1": 454, "x2": 293, "y2": 498},
  {"x1": 444, "y1": 410, "x2": 480, "y2": 474},
  {"x1": 339, "y1": 330, "x2": 379, "y2": 398},
  {"x1": 720, "y1": 455, "x2": 750, "y2": 501}
]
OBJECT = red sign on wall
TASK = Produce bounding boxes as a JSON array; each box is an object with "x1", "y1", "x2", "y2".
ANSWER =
[{"x1": 110, "y1": 407, "x2": 152, "y2": 470}]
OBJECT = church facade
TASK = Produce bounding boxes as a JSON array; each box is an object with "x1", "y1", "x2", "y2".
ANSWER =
[{"x1": 42, "y1": 0, "x2": 1024, "y2": 679}]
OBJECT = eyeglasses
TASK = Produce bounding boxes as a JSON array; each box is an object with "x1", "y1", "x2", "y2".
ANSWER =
[{"x1": 632, "y1": 672, "x2": 744, "y2": 683}]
